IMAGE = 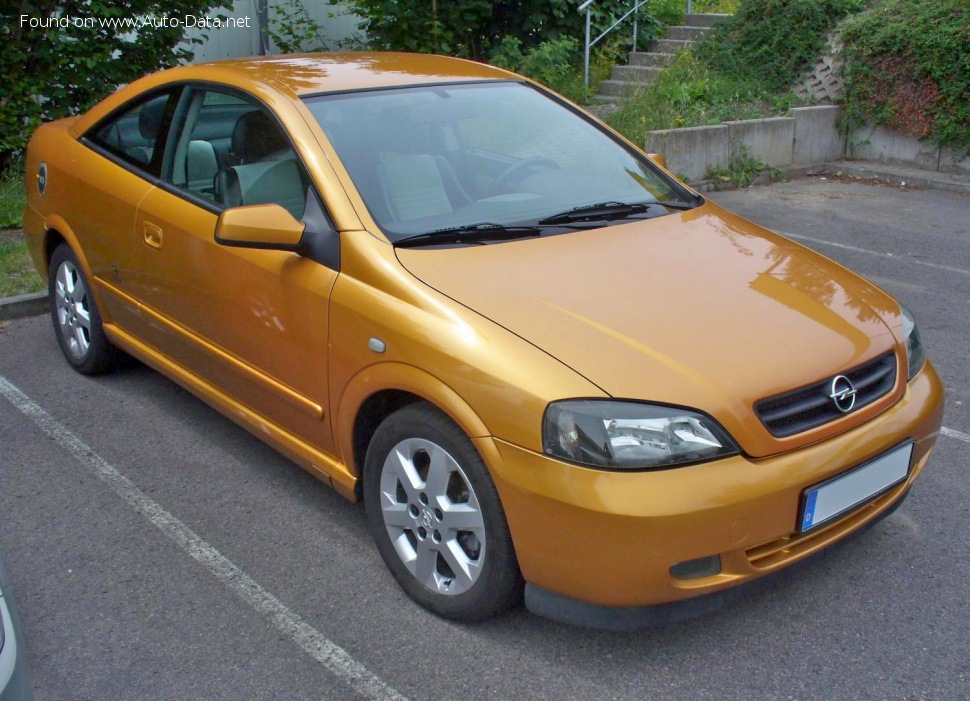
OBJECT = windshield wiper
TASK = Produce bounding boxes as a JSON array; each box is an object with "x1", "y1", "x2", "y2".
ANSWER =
[
  {"x1": 537, "y1": 199, "x2": 696, "y2": 226},
  {"x1": 395, "y1": 223, "x2": 542, "y2": 248}
]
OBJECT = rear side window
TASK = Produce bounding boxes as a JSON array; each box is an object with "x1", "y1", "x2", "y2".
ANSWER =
[{"x1": 87, "y1": 90, "x2": 179, "y2": 177}]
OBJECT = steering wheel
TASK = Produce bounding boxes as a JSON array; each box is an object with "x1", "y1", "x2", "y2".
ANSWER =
[{"x1": 484, "y1": 156, "x2": 560, "y2": 197}]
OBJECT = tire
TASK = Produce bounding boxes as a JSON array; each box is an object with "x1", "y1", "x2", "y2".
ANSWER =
[
  {"x1": 48, "y1": 244, "x2": 119, "y2": 375},
  {"x1": 363, "y1": 403, "x2": 523, "y2": 622}
]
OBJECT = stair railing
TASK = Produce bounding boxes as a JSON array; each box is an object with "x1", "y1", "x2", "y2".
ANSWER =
[{"x1": 580, "y1": 0, "x2": 693, "y2": 87}]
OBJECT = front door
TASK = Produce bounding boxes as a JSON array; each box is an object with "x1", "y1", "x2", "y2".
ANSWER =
[{"x1": 129, "y1": 86, "x2": 339, "y2": 455}]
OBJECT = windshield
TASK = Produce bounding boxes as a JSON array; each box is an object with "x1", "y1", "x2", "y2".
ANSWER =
[{"x1": 302, "y1": 81, "x2": 694, "y2": 242}]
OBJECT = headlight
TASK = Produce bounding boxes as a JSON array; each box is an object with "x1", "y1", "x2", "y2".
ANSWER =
[
  {"x1": 542, "y1": 400, "x2": 739, "y2": 470},
  {"x1": 900, "y1": 304, "x2": 926, "y2": 380}
]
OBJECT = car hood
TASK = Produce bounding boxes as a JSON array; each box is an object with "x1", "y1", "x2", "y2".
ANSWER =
[{"x1": 395, "y1": 202, "x2": 903, "y2": 456}]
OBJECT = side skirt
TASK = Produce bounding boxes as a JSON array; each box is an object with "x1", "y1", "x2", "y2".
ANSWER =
[{"x1": 104, "y1": 322, "x2": 359, "y2": 501}]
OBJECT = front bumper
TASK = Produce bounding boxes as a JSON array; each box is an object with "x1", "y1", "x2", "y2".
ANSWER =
[{"x1": 475, "y1": 361, "x2": 944, "y2": 617}]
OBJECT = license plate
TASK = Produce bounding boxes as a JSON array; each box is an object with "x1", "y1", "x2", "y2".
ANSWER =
[{"x1": 800, "y1": 442, "x2": 914, "y2": 533}]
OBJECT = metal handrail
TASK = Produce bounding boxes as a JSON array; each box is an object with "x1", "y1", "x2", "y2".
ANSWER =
[{"x1": 580, "y1": 0, "x2": 694, "y2": 87}]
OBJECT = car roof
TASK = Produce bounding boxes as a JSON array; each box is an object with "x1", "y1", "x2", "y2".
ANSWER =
[
  {"x1": 68, "y1": 52, "x2": 517, "y2": 137},
  {"x1": 205, "y1": 52, "x2": 513, "y2": 96}
]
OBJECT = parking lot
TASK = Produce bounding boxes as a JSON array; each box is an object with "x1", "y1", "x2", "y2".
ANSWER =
[{"x1": 1, "y1": 176, "x2": 967, "y2": 700}]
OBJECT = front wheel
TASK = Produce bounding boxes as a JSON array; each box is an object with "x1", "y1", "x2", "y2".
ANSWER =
[
  {"x1": 363, "y1": 403, "x2": 522, "y2": 621},
  {"x1": 48, "y1": 244, "x2": 118, "y2": 375}
]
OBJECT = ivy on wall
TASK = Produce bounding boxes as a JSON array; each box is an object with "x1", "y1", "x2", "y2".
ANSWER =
[{"x1": 840, "y1": 0, "x2": 970, "y2": 150}]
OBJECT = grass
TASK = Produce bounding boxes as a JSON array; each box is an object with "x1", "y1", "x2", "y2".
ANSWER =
[
  {"x1": 1, "y1": 166, "x2": 43, "y2": 298},
  {"x1": 0, "y1": 168, "x2": 26, "y2": 229},
  {"x1": 705, "y1": 144, "x2": 784, "y2": 189},
  {"x1": 0, "y1": 234, "x2": 44, "y2": 298},
  {"x1": 691, "y1": 0, "x2": 742, "y2": 12},
  {"x1": 604, "y1": 50, "x2": 796, "y2": 143}
]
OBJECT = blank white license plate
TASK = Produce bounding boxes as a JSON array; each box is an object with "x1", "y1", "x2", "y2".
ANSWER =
[{"x1": 800, "y1": 442, "x2": 914, "y2": 533}]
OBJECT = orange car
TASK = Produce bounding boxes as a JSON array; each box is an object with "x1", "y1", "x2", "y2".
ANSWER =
[{"x1": 22, "y1": 53, "x2": 944, "y2": 628}]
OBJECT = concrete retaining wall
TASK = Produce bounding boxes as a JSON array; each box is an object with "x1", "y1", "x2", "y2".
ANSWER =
[
  {"x1": 644, "y1": 125, "x2": 729, "y2": 181},
  {"x1": 793, "y1": 106, "x2": 845, "y2": 165},
  {"x1": 727, "y1": 117, "x2": 795, "y2": 170},
  {"x1": 643, "y1": 105, "x2": 968, "y2": 183},
  {"x1": 849, "y1": 124, "x2": 970, "y2": 176}
]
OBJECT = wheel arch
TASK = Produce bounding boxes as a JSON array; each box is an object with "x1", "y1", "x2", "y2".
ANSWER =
[
  {"x1": 44, "y1": 227, "x2": 67, "y2": 270},
  {"x1": 42, "y1": 215, "x2": 80, "y2": 267},
  {"x1": 40, "y1": 215, "x2": 112, "y2": 321},
  {"x1": 337, "y1": 363, "x2": 492, "y2": 494}
]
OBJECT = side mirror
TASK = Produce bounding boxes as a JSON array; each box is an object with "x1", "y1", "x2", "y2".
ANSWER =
[
  {"x1": 646, "y1": 152, "x2": 667, "y2": 169},
  {"x1": 214, "y1": 204, "x2": 306, "y2": 251}
]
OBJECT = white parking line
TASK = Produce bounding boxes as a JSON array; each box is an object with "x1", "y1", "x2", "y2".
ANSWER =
[
  {"x1": 782, "y1": 232, "x2": 970, "y2": 277},
  {"x1": 941, "y1": 426, "x2": 970, "y2": 444},
  {"x1": 0, "y1": 375, "x2": 409, "y2": 701}
]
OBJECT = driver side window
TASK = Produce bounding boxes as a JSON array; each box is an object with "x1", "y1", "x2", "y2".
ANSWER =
[{"x1": 164, "y1": 88, "x2": 310, "y2": 220}]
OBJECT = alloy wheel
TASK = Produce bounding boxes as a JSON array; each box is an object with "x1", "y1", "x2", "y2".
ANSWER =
[
  {"x1": 54, "y1": 259, "x2": 91, "y2": 359},
  {"x1": 378, "y1": 437, "x2": 486, "y2": 596}
]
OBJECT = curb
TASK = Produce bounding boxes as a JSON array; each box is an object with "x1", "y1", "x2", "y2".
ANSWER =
[
  {"x1": 691, "y1": 160, "x2": 970, "y2": 195},
  {"x1": 817, "y1": 161, "x2": 970, "y2": 195},
  {"x1": 0, "y1": 292, "x2": 47, "y2": 322}
]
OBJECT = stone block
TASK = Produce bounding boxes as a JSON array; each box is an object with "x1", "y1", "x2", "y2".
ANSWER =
[
  {"x1": 726, "y1": 117, "x2": 795, "y2": 169},
  {"x1": 644, "y1": 124, "x2": 730, "y2": 182},
  {"x1": 848, "y1": 123, "x2": 940, "y2": 170},
  {"x1": 792, "y1": 106, "x2": 845, "y2": 165}
]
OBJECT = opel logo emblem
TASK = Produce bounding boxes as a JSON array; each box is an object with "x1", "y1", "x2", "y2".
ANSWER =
[{"x1": 829, "y1": 375, "x2": 857, "y2": 413}]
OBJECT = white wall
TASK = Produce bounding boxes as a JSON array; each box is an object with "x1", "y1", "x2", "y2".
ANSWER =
[
  {"x1": 182, "y1": 0, "x2": 362, "y2": 63},
  {"x1": 181, "y1": 2, "x2": 261, "y2": 61},
  {"x1": 294, "y1": 0, "x2": 362, "y2": 49}
]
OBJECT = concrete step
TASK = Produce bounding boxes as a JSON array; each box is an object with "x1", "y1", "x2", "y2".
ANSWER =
[
  {"x1": 628, "y1": 51, "x2": 674, "y2": 68},
  {"x1": 610, "y1": 64, "x2": 663, "y2": 83},
  {"x1": 685, "y1": 13, "x2": 730, "y2": 27},
  {"x1": 665, "y1": 25, "x2": 711, "y2": 41},
  {"x1": 650, "y1": 38, "x2": 693, "y2": 54},
  {"x1": 593, "y1": 15, "x2": 730, "y2": 105},
  {"x1": 596, "y1": 79, "x2": 645, "y2": 98}
]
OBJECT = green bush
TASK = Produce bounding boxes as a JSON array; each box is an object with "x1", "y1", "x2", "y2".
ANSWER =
[
  {"x1": 491, "y1": 35, "x2": 624, "y2": 104},
  {"x1": 840, "y1": 0, "x2": 970, "y2": 150},
  {"x1": 604, "y1": 50, "x2": 792, "y2": 141},
  {"x1": 267, "y1": 0, "x2": 333, "y2": 53},
  {"x1": 491, "y1": 36, "x2": 589, "y2": 103},
  {"x1": 695, "y1": 0, "x2": 864, "y2": 92},
  {"x1": 343, "y1": 0, "x2": 679, "y2": 61},
  {"x1": 1, "y1": 0, "x2": 226, "y2": 170}
]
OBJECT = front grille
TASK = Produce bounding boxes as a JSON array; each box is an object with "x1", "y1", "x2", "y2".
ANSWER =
[{"x1": 755, "y1": 352, "x2": 897, "y2": 438}]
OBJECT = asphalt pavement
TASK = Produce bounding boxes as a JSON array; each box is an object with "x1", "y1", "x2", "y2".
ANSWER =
[{"x1": 0, "y1": 176, "x2": 968, "y2": 700}]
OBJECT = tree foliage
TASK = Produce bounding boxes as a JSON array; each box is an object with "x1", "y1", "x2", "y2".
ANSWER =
[
  {"x1": 1, "y1": 0, "x2": 226, "y2": 168},
  {"x1": 342, "y1": 0, "x2": 684, "y2": 61}
]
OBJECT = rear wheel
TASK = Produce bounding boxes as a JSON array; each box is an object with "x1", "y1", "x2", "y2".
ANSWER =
[
  {"x1": 48, "y1": 244, "x2": 118, "y2": 375},
  {"x1": 363, "y1": 403, "x2": 522, "y2": 621}
]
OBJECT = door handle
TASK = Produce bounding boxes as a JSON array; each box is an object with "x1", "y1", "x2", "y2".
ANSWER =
[{"x1": 144, "y1": 222, "x2": 163, "y2": 249}]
